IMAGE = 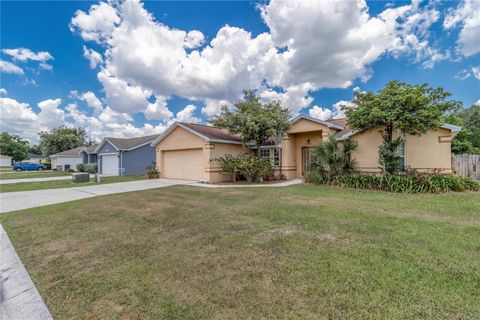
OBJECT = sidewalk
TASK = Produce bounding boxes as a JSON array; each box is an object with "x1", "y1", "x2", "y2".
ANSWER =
[
  {"x1": 0, "y1": 176, "x2": 74, "y2": 185},
  {"x1": 0, "y1": 225, "x2": 53, "y2": 320}
]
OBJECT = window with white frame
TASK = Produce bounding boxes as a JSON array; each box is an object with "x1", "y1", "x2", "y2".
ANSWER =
[
  {"x1": 259, "y1": 148, "x2": 281, "y2": 166},
  {"x1": 395, "y1": 140, "x2": 406, "y2": 172},
  {"x1": 273, "y1": 149, "x2": 280, "y2": 166},
  {"x1": 260, "y1": 149, "x2": 270, "y2": 159}
]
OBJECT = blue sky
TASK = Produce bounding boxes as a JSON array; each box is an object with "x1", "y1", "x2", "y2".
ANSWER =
[{"x1": 1, "y1": 0, "x2": 479, "y2": 143}]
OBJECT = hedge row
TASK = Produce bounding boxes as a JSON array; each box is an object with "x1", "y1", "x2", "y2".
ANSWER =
[{"x1": 304, "y1": 172, "x2": 479, "y2": 193}]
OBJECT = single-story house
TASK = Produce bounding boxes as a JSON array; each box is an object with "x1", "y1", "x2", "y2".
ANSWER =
[
  {"x1": 25, "y1": 153, "x2": 48, "y2": 164},
  {"x1": 50, "y1": 147, "x2": 85, "y2": 171},
  {"x1": 0, "y1": 155, "x2": 12, "y2": 167},
  {"x1": 49, "y1": 144, "x2": 98, "y2": 171},
  {"x1": 81, "y1": 144, "x2": 98, "y2": 164},
  {"x1": 151, "y1": 116, "x2": 461, "y2": 183},
  {"x1": 94, "y1": 135, "x2": 158, "y2": 176}
]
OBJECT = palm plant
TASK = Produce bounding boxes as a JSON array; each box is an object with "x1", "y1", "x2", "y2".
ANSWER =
[
  {"x1": 340, "y1": 140, "x2": 358, "y2": 175},
  {"x1": 311, "y1": 135, "x2": 357, "y2": 177}
]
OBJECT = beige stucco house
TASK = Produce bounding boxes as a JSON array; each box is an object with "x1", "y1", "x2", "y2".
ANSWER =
[{"x1": 151, "y1": 116, "x2": 461, "y2": 183}]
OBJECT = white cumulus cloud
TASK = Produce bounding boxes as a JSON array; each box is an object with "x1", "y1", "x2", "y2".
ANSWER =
[
  {"x1": 309, "y1": 106, "x2": 332, "y2": 121},
  {"x1": 144, "y1": 96, "x2": 173, "y2": 121},
  {"x1": 69, "y1": 0, "x2": 459, "y2": 120},
  {"x1": 175, "y1": 104, "x2": 200, "y2": 123},
  {"x1": 444, "y1": 0, "x2": 480, "y2": 57},
  {"x1": 2, "y1": 48, "x2": 53, "y2": 62},
  {"x1": 2, "y1": 48, "x2": 54, "y2": 70},
  {"x1": 69, "y1": 1, "x2": 120, "y2": 43},
  {"x1": 0, "y1": 60, "x2": 24, "y2": 75},
  {"x1": 83, "y1": 46, "x2": 103, "y2": 68}
]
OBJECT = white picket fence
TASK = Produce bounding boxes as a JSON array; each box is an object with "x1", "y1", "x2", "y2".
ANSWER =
[{"x1": 452, "y1": 154, "x2": 480, "y2": 180}]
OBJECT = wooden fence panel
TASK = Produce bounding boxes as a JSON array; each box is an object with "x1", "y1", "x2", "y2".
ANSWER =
[{"x1": 452, "y1": 154, "x2": 480, "y2": 179}]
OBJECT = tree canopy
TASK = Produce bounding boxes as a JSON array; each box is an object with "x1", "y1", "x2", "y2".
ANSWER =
[
  {"x1": 212, "y1": 90, "x2": 291, "y2": 155},
  {"x1": 0, "y1": 132, "x2": 29, "y2": 161},
  {"x1": 446, "y1": 104, "x2": 480, "y2": 154},
  {"x1": 39, "y1": 126, "x2": 87, "y2": 156},
  {"x1": 344, "y1": 81, "x2": 460, "y2": 173}
]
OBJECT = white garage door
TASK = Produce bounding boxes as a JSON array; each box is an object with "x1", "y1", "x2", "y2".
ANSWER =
[
  {"x1": 163, "y1": 149, "x2": 204, "y2": 180},
  {"x1": 102, "y1": 155, "x2": 119, "y2": 176}
]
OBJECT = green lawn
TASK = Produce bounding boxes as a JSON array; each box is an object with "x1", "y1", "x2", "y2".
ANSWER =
[
  {"x1": 1, "y1": 185, "x2": 479, "y2": 319},
  {"x1": 0, "y1": 175, "x2": 147, "y2": 193},
  {"x1": 0, "y1": 171, "x2": 70, "y2": 180}
]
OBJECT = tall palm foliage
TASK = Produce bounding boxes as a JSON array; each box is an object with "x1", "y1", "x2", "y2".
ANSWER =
[{"x1": 311, "y1": 135, "x2": 357, "y2": 177}]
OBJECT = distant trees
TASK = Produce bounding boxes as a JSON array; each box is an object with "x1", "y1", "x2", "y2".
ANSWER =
[
  {"x1": 39, "y1": 126, "x2": 87, "y2": 156},
  {"x1": 29, "y1": 144, "x2": 42, "y2": 155},
  {"x1": 0, "y1": 132, "x2": 29, "y2": 161},
  {"x1": 446, "y1": 104, "x2": 480, "y2": 154}
]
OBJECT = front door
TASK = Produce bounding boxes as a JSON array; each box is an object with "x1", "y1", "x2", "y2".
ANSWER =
[{"x1": 302, "y1": 147, "x2": 312, "y2": 175}]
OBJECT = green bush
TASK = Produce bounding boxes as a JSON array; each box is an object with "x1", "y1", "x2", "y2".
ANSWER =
[
  {"x1": 43, "y1": 162, "x2": 51, "y2": 170},
  {"x1": 304, "y1": 171, "x2": 479, "y2": 193},
  {"x1": 146, "y1": 167, "x2": 160, "y2": 179},
  {"x1": 84, "y1": 163, "x2": 97, "y2": 174},
  {"x1": 77, "y1": 163, "x2": 97, "y2": 173},
  {"x1": 211, "y1": 153, "x2": 273, "y2": 183}
]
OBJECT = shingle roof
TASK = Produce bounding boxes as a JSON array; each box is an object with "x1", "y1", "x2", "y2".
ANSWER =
[
  {"x1": 179, "y1": 122, "x2": 242, "y2": 142},
  {"x1": 50, "y1": 147, "x2": 84, "y2": 157},
  {"x1": 106, "y1": 135, "x2": 159, "y2": 150},
  {"x1": 327, "y1": 118, "x2": 461, "y2": 140},
  {"x1": 28, "y1": 153, "x2": 43, "y2": 158},
  {"x1": 83, "y1": 144, "x2": 98, "y2": 153},
  {"x1": 326, "y1": 118, "x2": 352, "y2": 137}
]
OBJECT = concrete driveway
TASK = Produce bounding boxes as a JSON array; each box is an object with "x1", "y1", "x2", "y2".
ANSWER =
[{"x1": 0, "y1": 179, "x2": 195, "y2": 214}]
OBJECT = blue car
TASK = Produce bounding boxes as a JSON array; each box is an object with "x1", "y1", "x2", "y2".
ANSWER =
[{"x1": 12, "y1": 162, "x2": 46, "y2": 171}]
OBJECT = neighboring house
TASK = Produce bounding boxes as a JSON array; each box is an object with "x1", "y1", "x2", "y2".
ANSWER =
[
  {"x1": 26, "y1": 153, "x2": 47, "y2": 164},
  {"x1": 0, "y1": 155, "x2": 12, "y2": 167},
  {"x1": 80, "y1": 144, "x2": 98, "y2": 164},
  {"x1": 151, "y1": 116, "x2": 461, "y2": 183},
  {"x1": 94, "y1": 135, "x2": 158, "y2": 176},
  {"x1": 50, "y1": 147, "x2": 85, "y2": 171},
  {"x1": 50, "y1": 145, "x2": 99, "y2": 171}
]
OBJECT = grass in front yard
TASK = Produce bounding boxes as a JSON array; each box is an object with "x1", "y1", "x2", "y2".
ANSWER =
[
  {"x1": 0, "y1": 171, "x2": 70, "y2": 180},
  {"x1": 1, "y1": 185, "x2": 479, "y2": 319},
  {"x1": 0, "y1": 175, "x2": 147, "y2": 192}
]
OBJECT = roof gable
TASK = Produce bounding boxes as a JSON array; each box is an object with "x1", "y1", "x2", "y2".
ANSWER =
[
  {"x1": 291, "y1": 115, "x2": 344, "y2": 131},
  {"x1": 95, "y1": 135, "x2": 159, "y2": 153},
  {"x1": 288, "y1": 116, "x2": 342, "y2": 134},
  {"x1": 151, "y1": 122, "x2": 242, "y2": 146},
  {"x1": 50, "y1": 147, "x2": 84, "y2": 157}
]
